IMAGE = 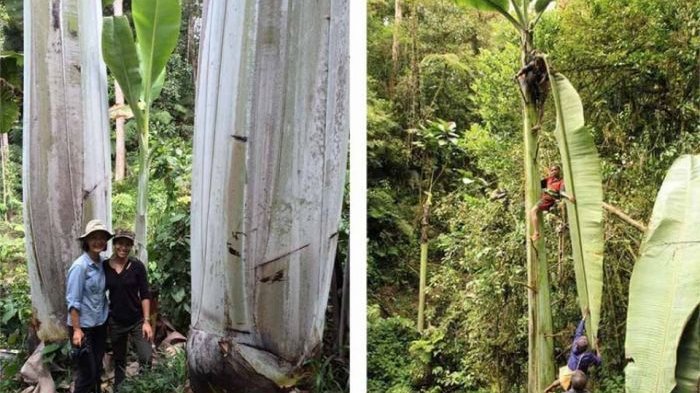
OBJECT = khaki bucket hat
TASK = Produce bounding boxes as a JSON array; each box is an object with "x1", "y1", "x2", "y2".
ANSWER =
[{"x1": 78, "y1": 219, "x2": 113, "y2": 240}]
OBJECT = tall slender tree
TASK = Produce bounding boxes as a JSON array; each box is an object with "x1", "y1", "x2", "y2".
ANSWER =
[
  {"x1": 454, "y1": 1, "x2": 555, "y2": 389},
  {"x1": 187, "y1": 1, "x2": 349, "y2": 391},
  {"x1": 389, "y1": 0, "x2": 402, "y2": 95},
  {"x1": 454, "y1": 2, "x2": 605, "y2": 391}
]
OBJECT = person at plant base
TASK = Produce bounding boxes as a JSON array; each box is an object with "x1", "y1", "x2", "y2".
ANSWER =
[
  {"x1": 530, "y1": 164, "x2": 575, "y2": 241},
  {"x1": 104, "y1": 228, "x2": 153, "y2": 391},
  {"x1": 544, "y1": 309, "x2": 602, "y2": 393},
  {"x1": 565, "y1": 371, "x2": 591, "y2": 393},
  {"x1": 66, "y1": 219, "x2": 113, "y2": 393}
]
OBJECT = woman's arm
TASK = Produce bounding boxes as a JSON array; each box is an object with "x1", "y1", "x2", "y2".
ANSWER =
[
  {"x1": 69, "y1": 309, "x2": 83, "y2": 346},
  {"x1": 66, "y1": 264, "x2": 85, "y2": 346},
  {"x1": 141, "y1": 298, "x2": 153, "y2": 342},
  {"x1": 138, "y1": 261, "x2": 154, "y2": 341}
]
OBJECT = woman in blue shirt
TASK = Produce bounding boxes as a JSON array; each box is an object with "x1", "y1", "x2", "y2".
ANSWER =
[{"x1": 65, "y1": 219, "x2": 112, "y2": 393}]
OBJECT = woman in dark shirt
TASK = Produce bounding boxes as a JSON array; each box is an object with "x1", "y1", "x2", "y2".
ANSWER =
[{"x1": 105, "y1": 228, "x2": 153, "y2": 391}]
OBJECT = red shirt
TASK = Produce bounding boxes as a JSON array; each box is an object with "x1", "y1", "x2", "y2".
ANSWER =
[{"x1": 541, "y1": 176, "x2": 564, "y2": 202}]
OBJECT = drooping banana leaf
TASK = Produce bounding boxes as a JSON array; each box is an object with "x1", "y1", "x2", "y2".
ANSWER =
[
  {"x1": 131, "y1": 0, "x2": 181, "y2": 104},
  {"x1": 546, "y1": 65, "x2": 605, "y2": 343},
  {"x1": 673, "y1": 306, "x2": 700, "y2": 393},
  {"x1": 625, "y1": 155, "x2": 700, "y2": 393},
  {"x1": 102, "y1": 16, "x2": 143, "y2": 120}
]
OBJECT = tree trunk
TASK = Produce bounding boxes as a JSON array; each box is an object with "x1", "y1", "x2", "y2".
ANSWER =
[
  {"x1": 521, "y1": 26, "x2": 555, "y2": 392},
  {"x1": 338, "y1": 251, "x2": 349, "y2": 356},
  {"x1": 23, "y1": 0, "x2": 111, "y2": 342},
  {"x1": 417, "y1": 193, "x2": 430, "y2": 332},
  {"x1": 187, "y1": 1, "x2": 349, "y2": 391},
  {"x1": 134, "y1": 116, "x2": 149, "y2": 263},
  {"x1": 389, "y1": 0, "x2": 401, "y2": 96},
  {"x1": 1, "y1": 133, "x2": 8, "y2": 221},
  {"x1": 186, "y1": 0, "x2": 203, "y2": 85},
  {"x1": 409, "y1": 4, "x2": 419, "y2": 124},
  {"x1": 113, "y1": 0, "x2": 126, "y2": 182}
]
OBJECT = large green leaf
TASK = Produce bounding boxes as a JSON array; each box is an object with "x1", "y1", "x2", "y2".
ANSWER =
[
  {"x1": 1, "y1": 52, "x2": 23, "y2": 86},
  {"x1": 102, "y1": 16, "x2": 143, "y2": 119},
  {"x1": 534, "y1": 0, "x2": 554, "y2": 13},
  {"x1": 673, "y1": 307, "x2": 700, "y2": 393},
  {"x1": 454, "y1": 0, "x2": 509, "y2": 12},
  {"x1": 140, "y1": 68, "x2": 166, "y2": 103},
  {"x1": 132, "y1": 0, "x2": 181, "y2": 104},
  {"x1": 547, "y1": 66, "x2": 605, "y2": 342},
  {"x1": 453, "y1": 0, "x2": 523, "y2": 28},
  {"x1": 0, "y1": 89, "x2": 19, "y2": 134},
  {"x1": 625, "y1": 155, "x2": 700, "y2": 393}
]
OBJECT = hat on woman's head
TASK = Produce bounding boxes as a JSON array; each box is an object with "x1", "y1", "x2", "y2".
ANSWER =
[
  {"x1": 78, "y1": 219, "x2": 113, "y2": 240},
  {"x1": 113, "y1": 228, "x2": 135, "y2": 243}
]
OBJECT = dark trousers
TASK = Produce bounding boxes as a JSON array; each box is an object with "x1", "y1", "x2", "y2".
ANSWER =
[
  {"x1": 110, "y1": 318, "x2": 152, "y2": 390},
  {"x1": 69, "y1": 324, "x2": 107, "y2": 393}
]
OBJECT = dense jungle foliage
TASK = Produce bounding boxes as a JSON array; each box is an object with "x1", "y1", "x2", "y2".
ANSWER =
[
  {"x1": 367, "y1": 0, "x2": 699, "y2": 392},
  {"x1": 0, "y1": 1, "x2": 348, "y2": 391}
]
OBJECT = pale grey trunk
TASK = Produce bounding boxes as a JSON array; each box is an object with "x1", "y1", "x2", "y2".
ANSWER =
[
  {"x1": 187, "y1": 0, "x2": 348, "y2": 391},
  {"x1": 23, "y1": 0, "x2": 111, "y2": 342}
]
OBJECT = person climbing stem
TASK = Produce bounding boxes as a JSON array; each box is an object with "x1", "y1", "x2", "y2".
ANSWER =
[
  {"x1": 544, "y1": 309, "x2": 602, "y2": 393},
  {"x1": 530, "y1": 164, "x2": 575, "y2": 241},
  {"x1": 516, "y1": 52, "x2": 549, "y2": 132}
]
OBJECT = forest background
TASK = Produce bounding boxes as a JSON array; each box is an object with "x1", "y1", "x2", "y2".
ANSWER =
[
  {"x1": 0, "y1": 1, "x2": 349, "y2": 391},
  {"x1": 367, "y1": 0, "x2": 699, "y2": 392}
]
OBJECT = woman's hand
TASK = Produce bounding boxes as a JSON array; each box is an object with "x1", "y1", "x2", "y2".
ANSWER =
[
  {"x1": 72, "y1": 328, "x2": 84, "y2": 347},
  {"x1": 142, "y1": 321, "x2": 154, "y2": 343}
]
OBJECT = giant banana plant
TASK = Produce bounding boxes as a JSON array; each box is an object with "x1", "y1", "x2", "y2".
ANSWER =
[
  {"x1": 187, "y1": 1, "x2": 349, "y2": 391},
  {"x1": 23, "y1": 0, "x2": 111, "y2": 341},
  {"x1": 625, "y1": 155, "x2": 700, "y2": 393},
  {"x1": 546, "y1": 67, "x2": 605, "y2": 344},
  {"x1": 101, "y1": 0, "x2": 181, "y2": 263},
  {"x1": 454, "y1": 0, "x2": 556, "y2": 390}
]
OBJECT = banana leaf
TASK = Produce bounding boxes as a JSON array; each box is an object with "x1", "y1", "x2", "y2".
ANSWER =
[
  {"x1": 625, "y1": 155, "x2": 700, "y2": 393},
  {"x1": 453, "y1": 0, "x2": 522, "y2": 28},
  {"x1": 547, "y1": 67, "x2": 605, "y2": 342},
  {"x1": 673, "y1": 306, "x2": 699, "y2": 393},
  {"x1": 102, "y1": 16, "x2": 143, "y2": 119},
  {"x1": 534, "y1": 0, "x2": 554, "y2": 13},
  {"x1": 454, "y1": 0, "x2": 509, "y2": 12},
  {"x1": 132, "y1": 0, "x2": 181, "y2": 104}
]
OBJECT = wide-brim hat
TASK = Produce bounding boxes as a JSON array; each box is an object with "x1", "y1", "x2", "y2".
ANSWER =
[
  {"x1": 112, "y1": 228, "x2": 135, "y2": 243},
  {"x1": 78, "y1": 219, "x2": 113, "y2": 240}
]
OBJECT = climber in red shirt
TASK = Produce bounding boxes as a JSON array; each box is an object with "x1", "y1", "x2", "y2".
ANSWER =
[{"x1": 530, "y1": 165, "x2": 575, "y2": 241}]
